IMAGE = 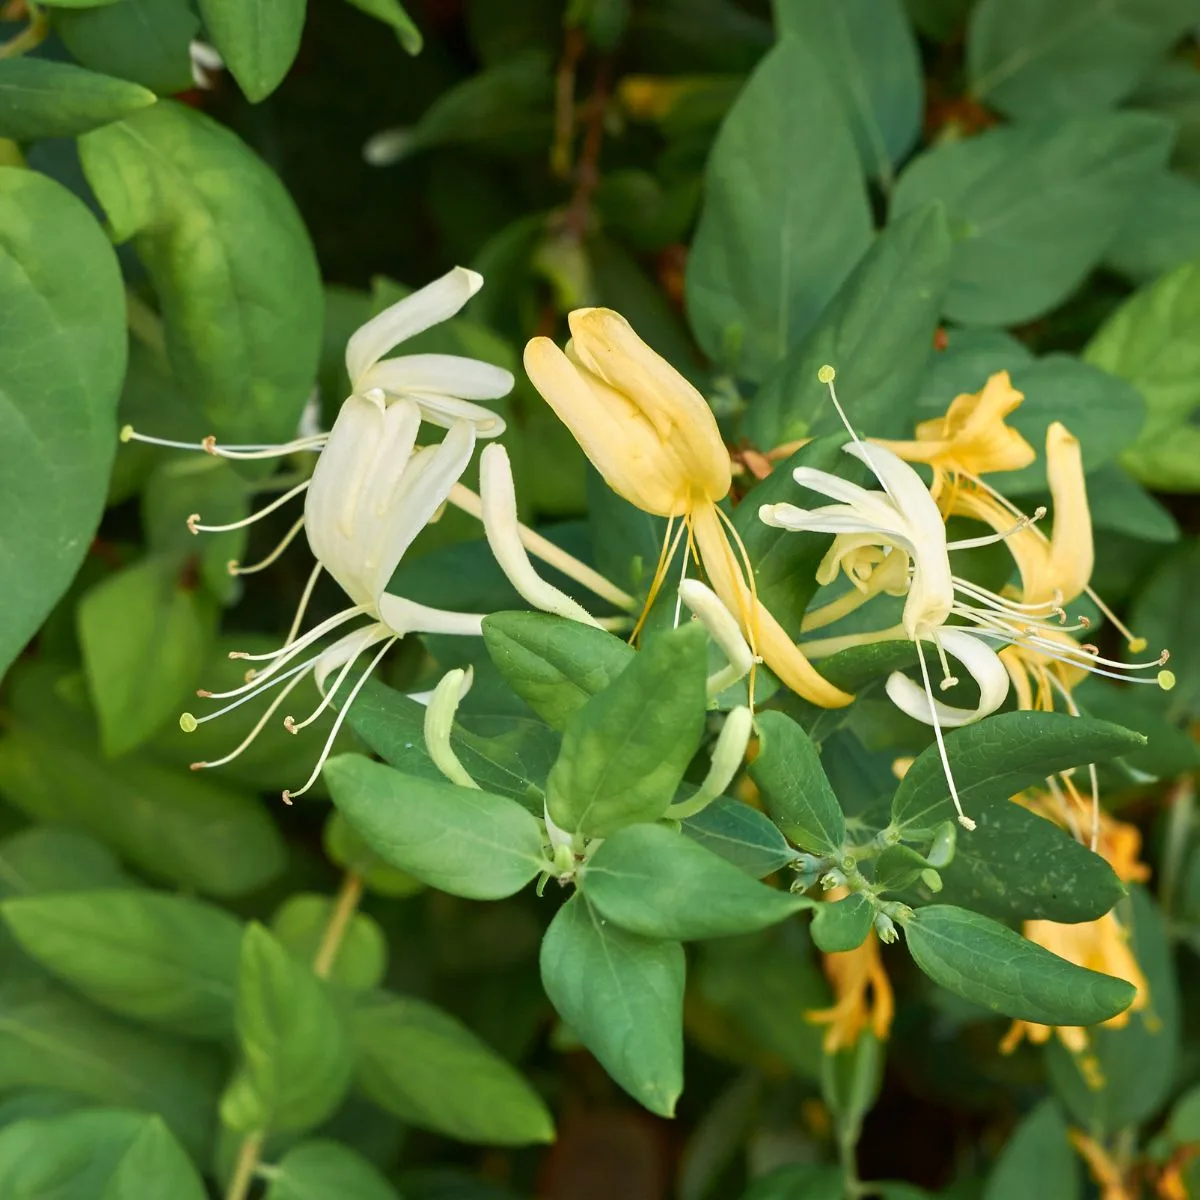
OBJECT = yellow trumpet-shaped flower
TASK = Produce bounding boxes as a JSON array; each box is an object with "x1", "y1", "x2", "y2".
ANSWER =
[
  {"x1": 523, "y1": 308, "x2": 852, "y2": 709},
  {"x1": 877, "y1": 370, "x2": 1035, "y2": 496},
  {"x1": 1069, "y1": 1132, "x2": 1136, "y2": 1200},
  {"x1": 807, "y1": 923, "x2": 894, "y2": 1054}
]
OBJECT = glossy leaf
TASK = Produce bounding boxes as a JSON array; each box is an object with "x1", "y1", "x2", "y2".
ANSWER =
[
  {"x1": 0, "y1": 167, "x2": 126, "y2": 680},
  {"x1": 79, "y1": 101, "x2": 323, "y2": 450},
  {"x1": 1, "y1": 889, "x2": 241, "y2": 1039},
  {"x1": 748, "y1": 711, "x2": 845, "y2": 855},
  {"x1": 351, "y1": 990, "x2": 554, "y2": 1145},
  {"x1": 903, "y1": 905, "x2": 1136, "y2": 1025},
  {"x1": 686, "y1": 35, "x2": 871, "y2": 381},
  {"x1": 581, "y1": 823, "x2": 811, "y2": 940},
  {"x1": 322, "y1": 811, "x2": 425, "y2": 899},
  {"x1": 0, "y1": 57, "x2": 155, "y2": 139},
  {"x1": 221, "y1": 924, "x2": 352, "y2": 1135},
  {"x1": 892, "y1": 113, "x2": 1174, "y2": 326},
  {"x1": 546, "y1": 623, "x2": 707, "y2": 837},
  {"x1": 680, "y1": 795, "x2": 801, "y2": 878},
  {"x1": 540, "y1": 894, "x2": 684, "y2": 1116},
  {"x1": 983, "y1": 1099, "x2": 1079, "y2": 1200},
  {"x1": 890, "y1": 711, "x2": 1144, "y2": 834},
  {"x1": 266, "y1": 1139, "x2": 402, "y2": 1200},
  {"x1": 745, "y1": 203, "x2": 951, "y2": 447},
  {"x1": 811, "y1": 893, "x2": 873, "y2": 953},
  {"x1": 1106, "y1": 172, "x2": 1200, "y2": 284},
  {"x1": 323, "y1": 755, "x2": 546, "y2": 900},
  {"x1": 198, "y1": 0, "x2": 305, "y2": 102},
  {"x1": 346, "y1": 0, "x2": 423, "y2": 52}
]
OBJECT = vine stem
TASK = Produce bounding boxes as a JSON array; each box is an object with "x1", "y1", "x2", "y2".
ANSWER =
[{"x1": 223, "y1": 871, "x2": 364, "y2": 1200}]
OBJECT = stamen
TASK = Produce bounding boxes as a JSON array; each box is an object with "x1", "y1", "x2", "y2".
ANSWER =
[
  {"x1": 228, "y1": 516, "x2": 306, "y2": 576},
  {"x1": 188, "y1": 670, "x2": 310, "y2": 771},
  {"x1": 819, "y1": 365, "x2": 898, "y2": 506},
  {"x1": 946, "y1": 506, "x2": 1045, "y2": 551},
  {"x1": 1046, "y1": 774, "x2": 1083, "y2": 843},
  {"x1": 282, "y1": 636, "x2": 397, "y2": 805},
  {"x1": 230, "y1": 605, "x2": 367, "y2": 663},
  {"x1": 188, "y1": 479, "x2": 310, "y2": 535},
  {"x1": 119, "y1": 425, "x2": 327, "y2": 459},
  {"x1": 630, "y1": 515, "x2": 688, "y2": 644},
  {"x1": 915, "y1": 639, "x2": 975, "y2": 831},
  {"x1": 182, "y1": 654, "x2": 319, "y2": 718},
  {"x1": 284, "y1": 651, "x2": 362, "y2": 734},
  {"x1": 285, "y1": 562, "x2": 323, "y2": 648},
  {"x1": 931, "y1": 634, "x2": 959, "y2": 690}
]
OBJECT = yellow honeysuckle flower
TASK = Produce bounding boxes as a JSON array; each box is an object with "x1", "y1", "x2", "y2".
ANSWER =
[
  {"x1": 523, "y1": 308, "x2": 853, "y2": 709},
  {"x1": 1069, "y1": 1131, "x2": 1136, "y2": 1200},
  {"x1": 807, "y1": 925, "x2": 894, "y2": 1054},
  {"x1": 876, "y1": 370, "x2": 1035, "y2": 495}
]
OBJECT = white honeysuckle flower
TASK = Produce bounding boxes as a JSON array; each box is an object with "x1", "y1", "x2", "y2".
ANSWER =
[
  {"x1": 346, "y1": 267, "x2": 513, "y2": 436},
  {"x1": 423, "y1": 667, "x2": 479, "y2": 790},
  {"x1": 677, "y1": 578, "x2": 757, "y2": 697},
  {"x1": 665, "y1": 705, "x2": 754, "y2": 821},
  {"x1": 189, "y1": 40, "x2": 223, "y2": 89}
]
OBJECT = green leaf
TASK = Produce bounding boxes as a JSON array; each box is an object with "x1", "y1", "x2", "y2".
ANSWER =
[
  {"x1": 0, "y1": 1110, "x2": 205, "y2": 1200},
  {"x1": 221, "y1": 924, "x2": 352, "y2": 1135},
  {"x1": 350, "y1": 990, "x2": 554, "y2": 1145},
  {"x1": 748, "y1": 711, "x2": 845, "y2": 855},
  {"x1": 540, "y1": 894, "x2": 684, "y2": 1116},
  {"x1": 580, "y1": 824, "x2": 810, "y2": 940},
  {"x1": 890, "y1": 711, "x2": 1144, "y2": 834},
  {"x1": 685, "y1": 35, "x2": 872, "y2": 381},
  {"x1": 968, "y1": 0, "x2": 1199, "y2": 120},
  {"x1": 482, "y1": 611, "x2": 634, "y2": 730},
  {"x1": 266, "y1": 1140, "x2": 402, "y2": 1200},
  {"x1": 1129, "y1": 541, "x2": 1200, "y2": 720},
  {"x1": 680, "y1": 795, "x2": 801, "y2": 878},
  {"x1": 0, "y1": 720, "x2": 286, "y2": 897},
  {"x1": 1, "y1": 889, "x2": 241, "y2": 1039},
  {"x1": 891, "y1": 113, "x2": 1174, "y2": 326},
  {"x1": 1106, "y1": 172, "x2": 1200, "y2": 284},
  {"x1": 323, "y1": 755, "x2": 546, "y2": 900},
  {"x1": 345, "y1": 0, "x2": 422, "y2": 52},
  {"x1": 983, "y1": 1099, "x2": 1079, "y2": 1200},
  {"x1": 1046, "y1": 888, "x2": 1180, "y2": 1134},
  {"x1": 0, "y1": 167, "x2": 126, "y2": 681},
  {"x1": 1133, "y1": 61, "x2": 1200, "y2": 181},
  {"x1": 322, "y1": 812, "x2": 424, "y2": 899},
  {"x1": 55, "y1": 0, "x2": 201, "y2": 95},
  {"x1": 774, "y1": 0, "x2": 921, "y2": 186},
  {"x1": 902, "y1": 904, "x2": 1136, "y2": 1025},
  {"x1": 739, "y1": 1164, "x2": 843, "y2": 1200},
  {"x1": 271, "y1": 894, "x2": 386, "y2": 991},
  {"x1": 78, "y1": 555, "x2": 216, "y2": 757},
  {"x1": 929, "y1": 799, "x2": 1125, "y2": 924},
  {"x1": 1085, "y1": 257, "x2": 1200, "y2": 491},
  {"x1": 874, "y1": 844, "x2": 934, "y2": 893},
  {"x1": 745, "y1": 203, "x2": 951, "y2": 447},
  {"x1": 811, "y1": 893, "x2": 874, "y2": 953},
  {"x1": 546, "y1": 624, "x2": 707, "y2": 838},
  {"x1": 0, "y1": 827, "x2": 128, "y2": 899},
  {"x1": 0, "y1": 57, "x2": 155, "y2": 139},
  {"x1": 79, "y1": 101, "x2": 323, "y2": 450},
  {"x1": 197, "y1": 0, "x2": 305, "y2": 102},
  {"x1": 0, "y1": 978, "x2": 221, "y2": 1158}
]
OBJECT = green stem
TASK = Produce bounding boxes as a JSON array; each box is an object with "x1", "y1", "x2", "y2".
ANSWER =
[
  {"x1": 0, "y1": 10, "x2": 48, "y2": 59},
  {"x1": 224, "y1": 1132, "x2": 265, "y2": 1200}
]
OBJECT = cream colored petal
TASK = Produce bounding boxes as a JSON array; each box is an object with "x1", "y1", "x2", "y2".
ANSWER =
[
  {"x1": 345, "y1": 266, "x2": 483, "y2": 386},
  {"x1": 678, "y1": 578, "x2": 755, "y2": 695},
  {"x1": 377, "y1": 593, "x2": 485, "y2": 637},
  {"x1": 360, "y1": 353, "x2": 514, "y2": 401},
  {"x1": 1036, "y1": 421, "x2": 1093, "y2": 606},
  {"x1": 885, "y1": 628, "x2": 1010, "y2": 728}
]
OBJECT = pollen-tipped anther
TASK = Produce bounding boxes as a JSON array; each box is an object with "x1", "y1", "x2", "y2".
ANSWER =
[
  {"x1": 283, "y1": 716, "x2": 298, "y2": 734},
  {"x1": 281, "y1": 791, "x2": 294, "y2": 806},
  {"x1": 186, "y1": 513, "x2": 201, "y2": 535},
  {"x1": 201, "y1": 435, "x2": 218, "y2": 454},
  {"x1": 196, "y1": 689, "x2": 212, "y2": 698}
]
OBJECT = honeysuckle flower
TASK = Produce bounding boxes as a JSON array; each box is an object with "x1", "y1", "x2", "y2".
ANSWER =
[
  {"x1": 1069, "y1": 1132, "x2": 1136, "y2": 1200},
  {"x1": 523, "y1": 308, "x2": 852, "y2": 709},
  {"x1": 677, "y1": 578, "x2": 758, "y2": 697}
]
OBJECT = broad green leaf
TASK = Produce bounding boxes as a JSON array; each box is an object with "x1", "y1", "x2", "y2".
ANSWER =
[
  {"x1": 1167, "y1": 1084, "x2": 1200, "y2": 1143},
  {"x1": 346, "y1": 0, "x2": 423, "y2": 52},
  {"x1": 1079, "y1": 677, "x2": 1198, "y2": 780},
  {"x1": 351, "y1": 990, "x2": 554, "y2": 1145},
  {"x1": 891, "y1": 113, "x2": 1174, "y2": 326},
  {"x1": 540, "y1": 894, "x2": 684, "y2": 1116},
  {"x1": 681, "y1": 795, "x2": 801, "y2": 878},
  {"x1": 101, "y1": 1114, "x2": 207, "y2": 1200},
  {"x1": 874, "y1": 844, "x2": 933, "y2": 893},
  {"x1": 748, "y1": 711, "x2": 845, "y2": 855},
  {"x1": 903, "y1": 904, "x2": 1136, "y2": 1025},
  {"x1": 322, "y1": 812, "x2": 425, "y2": 899},
  {"x1": 1133, "y1": 61, "x2": 1200, "y2": 180},
  {"x1": 0, "y1": 58, "x2": 154, "y2": 139},
  {"x1": 1106, "y1": 172, "x2": 1200, "y2": 284},
  {"x1": 55, "y1": 0, "x2": 200, "y2": 95},
  {"x1": 77, "y1": 555, "x2": 216, "y2": 757},
  {"x1": 0, "y1": 827, "x2": 128, "y2": 898},
  {"x1": 0, "y1": 720, "x2": 286, "y2": 897},
  {"x1": 739, "y1": 1164, "x2": 843, "y2": 1200},
  {"x1": 811, "y1": 893, "x2": 873, "y2": 953},
  {"x1": 1, "y1": 889, "x2": 241, "y2": 1039},
  {"x1": 1085, "y1": 257, "x2": 1200, "y2": 491},
  {"x1": 482, "y1": 611, "x2": 634, "y2": 730},
  {"x1": 221, "y1": 924, "x2": 352, "y2": 1135},
  {"x1": 198, "y1": 0, "x2": 304, "y2": 102},
  {"x1": 266, "y1": 1139, "x2": 402, "y2": 1200},
  {"x1": 546, "y1": 623, "x2": 707, "y2": 837},
  {"x1": 0, "y1": 1110, "x2": 205, "y2": 1200},
  {"x1": 271, "y1": 894, "x2": 387, "y2": 990},
  {"x1": 890, "y1": 711, "x2": 1144, "y2": 834},
  {"x1": 1129, "y1": 541, "x2": 1200, "y2": 721},
  {"x1": 580, "y1": 824, "x2": 810, "y2": 940},
  {"x1": 323, "y1": 755, "x2": 546, "y2": 900},
  {"x1": 745, "y1": 203, "x2": 951, "y2": 447},
  {"x1": 1046, "y1": 889, "x2": 1180, "y2": 1133},
  {"x1": 774, "y1": 0, "x2": 921, "y2": 186},
  {"x1": 905, "y1": 0, "x2": 972, "y2": 40},
  {"x1": 0, "y1": 978, "x2": 221, "y2": 1157},
  {"x1": 983, "y1": 1099, "x2": 1079, "y2": 1200},
  {"x1": 0, "y1": 167, "x2": 125, "y2": 681},
  {"x1": 930, "y1": 799, "x2": 1124, "y2": 924},
  {"x1": 79, "y1": 101, "x2": 323, "y2": 450},
  {"x1": 968, "y1": 0, "x2": 1199, "y2": 119},
  {"x1": 685, "y1": 35, "x2": 871, "y2": 381}
]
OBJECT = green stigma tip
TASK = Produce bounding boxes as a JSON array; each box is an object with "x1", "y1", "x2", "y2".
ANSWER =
[
  {"x1": 119, "y1": 424, "x2": 134, "y2": 443},
  {"x1": 817, "y1": 365, "x2": 836, "y2": 384},
  {"x1": 180, "y1": 712, "x2": 198, "y2": 733},
  {"x1": 1158, "y1": 670, "x2": 1176, "y2": 692}
]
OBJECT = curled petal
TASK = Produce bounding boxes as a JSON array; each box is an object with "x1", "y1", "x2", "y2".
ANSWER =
[{"x1": 885, "y1": 628, "x2": 1010, "y2": 728}]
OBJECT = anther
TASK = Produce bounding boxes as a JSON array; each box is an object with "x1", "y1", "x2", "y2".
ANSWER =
[
  {"x1": 189, "y1": 762, "x2": 206, "y2": 771},
  {"x1": 226, "y1": 560, "x2": 240, "y2": 576},
  {"x1": 283, "y1": 716, "x2": 298, "y2": 733},
  {"x1": 202, "y1": 435, "x2": 218, "y2": 454},
  {"x1": 939, "y1": 676, "x2": 960, "y2": 691},
  {"x1": 1159, "y1": 649, "x2": 1170, "y2": 665},
  {"x1": 196, "y1": 689, "x2": 213, "y2": 698},
  {"x1": 1077, "y1": 615, "x2": 1090, "y2": 628},
  {"x1": 186, "y1": 513, "x2": 201, "y2": 535},
  {"x1": 1081, "y1": 644, "x2": 1099, "y2": 655},
  {"x1": 281, "y1": 791, "x2": 294, "y2": 805}
]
